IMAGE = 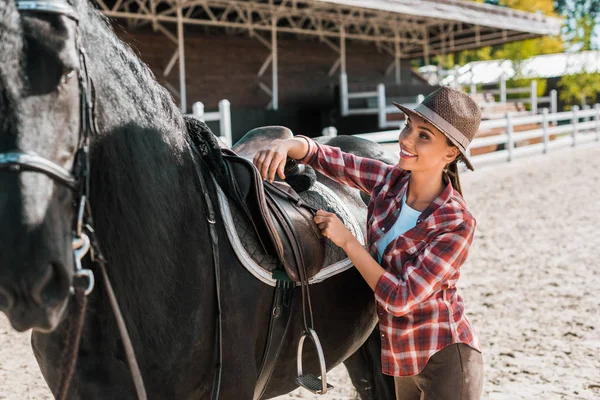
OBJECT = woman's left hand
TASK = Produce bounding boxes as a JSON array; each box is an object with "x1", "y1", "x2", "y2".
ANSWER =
[{"x1": 314, "y1": 210, "x2": 355, "y2": 249}]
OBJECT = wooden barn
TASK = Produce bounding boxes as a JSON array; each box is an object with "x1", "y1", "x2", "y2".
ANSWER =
[{"x1": 95, "y1": 0, "x2": 561, "y2": 141}]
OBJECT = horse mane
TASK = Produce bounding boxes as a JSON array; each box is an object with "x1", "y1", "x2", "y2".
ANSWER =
[
  {"x1": 0, "y1": 0, "x2": 23, "y2": 138},
  {"x1": 77, "y1": 1, "x2": 222, "y2": 346}
]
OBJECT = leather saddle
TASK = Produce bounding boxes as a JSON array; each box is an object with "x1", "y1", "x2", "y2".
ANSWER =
[{"x1": 223, "y1": 126, "x2": 326, "y2": 282}]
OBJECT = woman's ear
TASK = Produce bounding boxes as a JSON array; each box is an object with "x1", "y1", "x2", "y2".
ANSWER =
[{"x1": 443, "y1": 146, "x2": 460, "y2": 164}]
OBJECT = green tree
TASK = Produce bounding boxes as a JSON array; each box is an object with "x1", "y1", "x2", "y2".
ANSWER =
[
  {"x1": 557, "y1": 72, "x2": 600, "y2": 106},
  {"x1": 554, "y1": 0, "x2": 600, "y2": 50},
  {"x1": 492, "y1": 0, "x2": 564, "y2": 65},
  {"x1": 448, "y1": 0, "x2": 564, "y2": 69}
]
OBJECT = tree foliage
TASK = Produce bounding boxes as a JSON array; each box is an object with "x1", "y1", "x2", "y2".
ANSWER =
[
  {"x1": 557, "y1": 72, "x2": 600, "y2": 105},
  {"x1": 440, "y1": 0, "x2": 564, "y2": 68},
  {"x1": 554, "y1": 0, "x2": 600, "y2": 50}
]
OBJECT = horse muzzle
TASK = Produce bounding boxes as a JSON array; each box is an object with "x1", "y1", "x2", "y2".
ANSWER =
[{"x1": 0, "y1": 262, "x2": 71, "y2": 332}]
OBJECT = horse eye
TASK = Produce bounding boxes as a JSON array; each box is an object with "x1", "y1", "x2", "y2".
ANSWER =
[{"x1": 61, "y1": 69, "x2": 77, "y2": 84}]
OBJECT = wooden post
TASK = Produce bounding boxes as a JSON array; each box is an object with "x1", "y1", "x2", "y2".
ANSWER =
[
  {"x1": 271, "y1": 16, "x2": 278, "y2": 111},
  {"x1": 541, "y1": 108, "x2": 549, "y2": 154},
  {"x1": 500, "y1": 76, "x2": 507, "y2": 104},
  {"x1": 339, "y1": 26, "x2": 348, "y2": 116},
  {"x1": 394, "y1": 34, "x2": 401, "y2": 84},
  {"x1": 192, "y1": 101, "x2": 204, "y2": 120},
  {"x1": 177, "y1": 5, "x2": 186, "y2": 113},
  {"x1": 321, "y1": 126, "x2": 338, "y2": 137},
  {"x1": 506, "y1": 112, "x2": 514, "y2": 161},
  {"x1": 530, "y1": 80, "x2": 538, "y2": 114},
  {"x1": 571, "y1": 105, "x2": 579, "y2": 147},
  {"x1": 218, "y1": 99, "x2": 232, "y2": 147},
  {"x1": 550, "y1": 90, "x2": 558, "y2": 114},
  {"x1": 595, "y1": 104, "x2": 600, "y2": 141},
  {"x1": 340, "y1": 73, "x2": 349, "y2": 116},
  {"x1": 377, "y1": 83, "x2": 387, "y2": 129},
  {"x1": 423, "y1": 29, "x2": 429, "y2": 66}
]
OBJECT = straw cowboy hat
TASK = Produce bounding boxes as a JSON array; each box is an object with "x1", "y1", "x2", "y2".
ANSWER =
[{"x1": 393, "y1": 86, "x2": 481, "y2": 171}]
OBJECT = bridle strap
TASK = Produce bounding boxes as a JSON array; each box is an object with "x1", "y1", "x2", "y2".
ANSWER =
[
  {"x1": 97, "y1": 261, "x2": 148, "y2": 398},
  {"x1": 9, "y1": 2, "x2": 148, "y2": 399},
  {"x1": 13, "y1": 0, "x2": 78, "y2": 19},
  {"x1": 0, "y1": 152, "x2": 77, "y2": 190}
]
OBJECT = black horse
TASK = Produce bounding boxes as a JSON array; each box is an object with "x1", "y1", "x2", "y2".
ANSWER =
[{"x1": 0, "y1": 0, "x2": 396, "y2": 398}]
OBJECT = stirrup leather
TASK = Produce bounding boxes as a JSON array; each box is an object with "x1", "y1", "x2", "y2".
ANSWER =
[{"x1": 295, "y1": 328, "x2": 333, "y2": 394}]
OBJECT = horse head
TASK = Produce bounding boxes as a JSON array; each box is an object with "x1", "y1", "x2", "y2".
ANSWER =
[{"x1": 0, "y1": 0, "x2": 88, "y2": 332}]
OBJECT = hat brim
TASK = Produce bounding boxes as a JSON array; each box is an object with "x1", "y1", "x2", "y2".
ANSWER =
[{"x1": 392, "y1": 102, "x2": 475, "y2": 171}]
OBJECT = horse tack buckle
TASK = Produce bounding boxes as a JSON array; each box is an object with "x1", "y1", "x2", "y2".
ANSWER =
[
  {"x1": 295, "y1": 328, "x2": 333, "y2": 394},
  {"x1": 71, "y1": 232, "x2": 95, "y2": 296}
]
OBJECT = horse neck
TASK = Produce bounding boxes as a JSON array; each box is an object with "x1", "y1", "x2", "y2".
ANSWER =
[{"x1": 80, "y1": 8, "x2": 217, "y2": 337}]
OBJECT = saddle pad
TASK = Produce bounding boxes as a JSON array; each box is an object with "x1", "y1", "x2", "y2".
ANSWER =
[{"x1": 215, "y1": 179, "x2": 365, "y2": 287}]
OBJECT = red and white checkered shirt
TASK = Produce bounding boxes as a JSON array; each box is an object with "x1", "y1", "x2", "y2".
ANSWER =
[{"x1": 299, "y1": 136, "x2": 481, "y2": 377}]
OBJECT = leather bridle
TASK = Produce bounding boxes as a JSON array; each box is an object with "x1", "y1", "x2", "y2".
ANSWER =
[{"x1": 0, "y1": 1, "x2": 148, "y2": 399}]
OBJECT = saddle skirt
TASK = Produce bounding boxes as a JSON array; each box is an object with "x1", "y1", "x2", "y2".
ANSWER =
[{"x1": 214, "y1": 179, "x2": 365, "y2": 286}]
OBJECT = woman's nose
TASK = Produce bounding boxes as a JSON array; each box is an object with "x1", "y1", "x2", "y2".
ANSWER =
[{"x1": 399, "y1": 130, "x2": 413, "y2": 144}]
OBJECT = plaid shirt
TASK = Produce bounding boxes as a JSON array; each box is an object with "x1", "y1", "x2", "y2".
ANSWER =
[{"x1": 299, "y1": 137, "x2": 480, "y2": 376}]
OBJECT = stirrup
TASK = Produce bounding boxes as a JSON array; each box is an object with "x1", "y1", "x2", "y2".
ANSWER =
[{"x1": 295, "y1": 328, "x2": 333, "y2": 394}]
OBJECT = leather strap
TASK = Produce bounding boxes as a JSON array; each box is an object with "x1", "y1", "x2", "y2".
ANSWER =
[
  {"x1": 98, "y1": 262, "x2": 147, "y2": 399},
  {"x1": 265, "y1": 191, "x2": 314, "y2": 332},
  {"x1": 192, "y1": 151, "x2": 223, "y2": 400},
  {"x1": 253, "y1": 280, "x2": 295, "y2": 400}
]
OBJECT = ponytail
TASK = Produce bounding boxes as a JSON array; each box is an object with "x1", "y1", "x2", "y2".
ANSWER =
[
  {"x1": 443, "y1": 138, "x2": 464, "y2": 197},
  {"x1": 443, "y1": 159, "x2": 463, "y2": 197}
]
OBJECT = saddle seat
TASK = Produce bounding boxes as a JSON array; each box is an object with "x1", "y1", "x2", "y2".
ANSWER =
[{"x1": 224, "y1": 126, "x2": 326, "y2": 282}]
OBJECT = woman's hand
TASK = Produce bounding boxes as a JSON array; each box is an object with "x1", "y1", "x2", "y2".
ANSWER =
[
  {"x1": 253, "y1": 138, "x2": 308, "y2": 182},
  {"x1": 314, "y1": 210, "x2": 356, "y2": 249}
]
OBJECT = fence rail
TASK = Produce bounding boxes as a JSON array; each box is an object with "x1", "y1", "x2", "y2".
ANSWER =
[
  {"x1": 335, "y1": 104, "x2": 600, "y2": 169},
  {"x1": 470, "y1": 78, "x2": 558, "y2": 116},
  {"x1": 339, "y1": 73, "x2": 424, "y2": 129},
  {"x1": 187, "y1": 99, "x2": 232, "y2": 147}
]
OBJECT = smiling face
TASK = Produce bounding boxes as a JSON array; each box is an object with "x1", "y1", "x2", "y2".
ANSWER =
[{"x1": 398, "y1": 112, "x2": 460, "y2": 174}]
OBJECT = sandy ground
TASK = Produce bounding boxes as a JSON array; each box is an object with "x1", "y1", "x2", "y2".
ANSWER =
[{"x1": 1, "y1": 141, "x2": 599, "y2": 399}]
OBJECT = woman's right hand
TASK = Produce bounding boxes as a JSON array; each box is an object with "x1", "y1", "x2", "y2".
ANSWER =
[{"x1": 253, "y1": 138, "x2": 308, "y2": 182}]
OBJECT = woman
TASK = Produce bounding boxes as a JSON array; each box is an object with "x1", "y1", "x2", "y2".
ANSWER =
[{"x1": 254, "y1": 86, "x2": 483, "y2": 399}]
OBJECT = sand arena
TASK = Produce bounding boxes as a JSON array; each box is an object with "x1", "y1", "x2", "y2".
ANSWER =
[{"x1": 1, "y1": 142, "x2": 599, "y2": 400}]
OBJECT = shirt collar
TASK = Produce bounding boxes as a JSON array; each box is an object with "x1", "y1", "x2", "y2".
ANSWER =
[
  {"x1": 392, "y1": 173, "x2": 455, "y2": 222},
  {"x1": 418, "y1": 178, "x2": 455, "y2": 222}
]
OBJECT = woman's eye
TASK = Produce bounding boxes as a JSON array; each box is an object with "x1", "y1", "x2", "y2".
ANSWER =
[{"x1": 419, "y1": 133, "x2": 429, "y2": 139}]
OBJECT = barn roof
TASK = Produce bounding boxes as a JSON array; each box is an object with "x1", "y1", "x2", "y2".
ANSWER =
[
  {"x1": 99, "y1": 0, "x2": 562, "y2": 59},
  {"x1": 439, "y1": 50, "x2": 600, "y2": 85},
  {"x1": 96, "y1": 0, "x2": 562, "y2": 111}
]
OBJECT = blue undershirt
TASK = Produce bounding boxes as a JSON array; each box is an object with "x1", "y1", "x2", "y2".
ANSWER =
[{"x1": 376, "y1": 190, "x2": 421, "y2": 263}]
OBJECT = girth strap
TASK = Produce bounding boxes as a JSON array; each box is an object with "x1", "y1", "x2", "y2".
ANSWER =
[
  {"x1": 254, "y1": 280, "x2": 295, "y2": 400},
  {"x1": 190, "y1": 147, "x2": 223, "y2": 400}
]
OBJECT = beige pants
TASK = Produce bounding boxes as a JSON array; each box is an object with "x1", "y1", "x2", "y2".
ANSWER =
[{"x1": 394, "y1": 344, "x2": 483, "y2": 400}]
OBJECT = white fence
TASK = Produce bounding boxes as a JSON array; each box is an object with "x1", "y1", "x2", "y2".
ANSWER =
[
  {"x1": 340, "y1": 73, "x2": 423, "y2": 130},
  {"x1": 467, "y1": 104, "x2": 600, "y2": 167},
  {"x1": 470, "y1": 78, "x2": 558, "y2": 118},
  {"x1": 341, "y1": 104, "x2": 600, "y2": 169},
  {"x1": 188, "y1": 99, "x2": 232, "y2": 147}
]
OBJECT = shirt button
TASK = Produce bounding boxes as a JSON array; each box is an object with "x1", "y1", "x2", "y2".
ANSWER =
[
  {"x1": 381, "y1": 334, "x2": 385, "y2": 338},
  {"x1": 382, "y1": 227, "x2": 386, "y2": 232}
]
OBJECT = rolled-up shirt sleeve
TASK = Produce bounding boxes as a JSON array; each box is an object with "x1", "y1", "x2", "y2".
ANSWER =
[
  {"x1": 374, "y1": 219, "x2": 475, "y2": 317},
  {"x1": 295, "y1": 135, "x2": 395, "y2": 195}
]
